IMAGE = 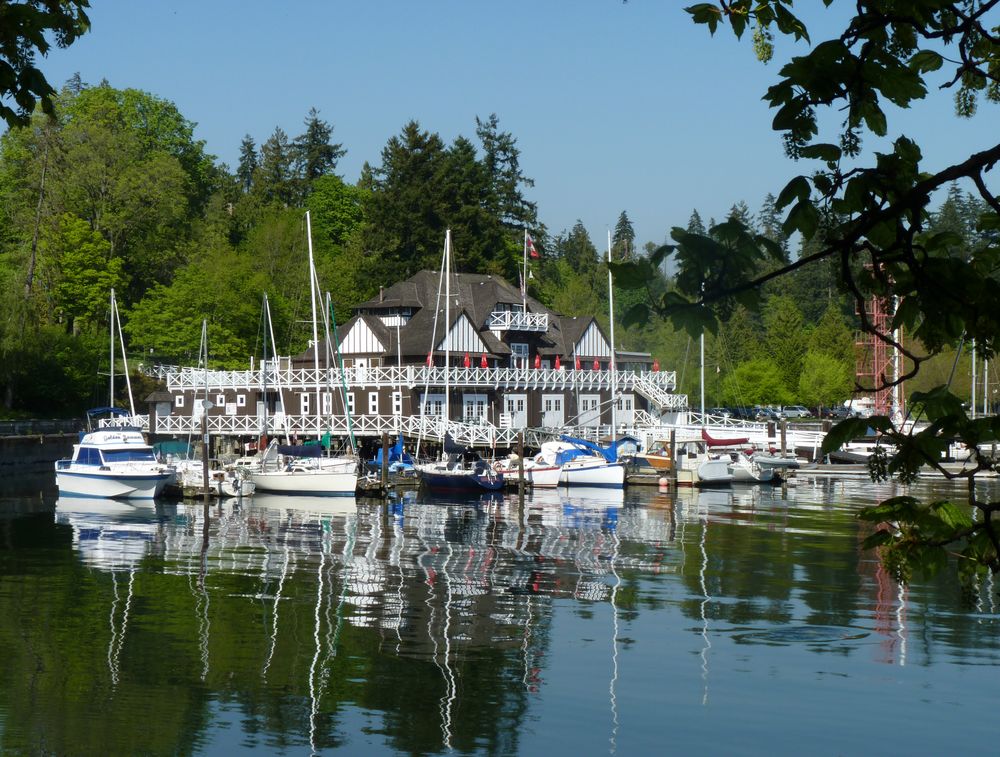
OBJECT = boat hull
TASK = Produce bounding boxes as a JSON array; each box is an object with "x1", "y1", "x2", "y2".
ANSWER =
[
  {"x1": 416, "y1": 465, "x2": 505, "y2": 493},
  {"x1": 55, "y1": 468, "x2": 173, "y2": 499},
  {"x1": 558, "y1": 460, "x2": 625, "y2": 488},
  {"x1": 250, "y1": 469, "x2": 357, "y2": 496}
]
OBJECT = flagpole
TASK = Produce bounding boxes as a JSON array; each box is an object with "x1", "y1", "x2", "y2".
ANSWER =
[
  {"x1": 607, "y1": 229, "x2": 617, "y2": 441},
  {"x1": 522, "y1": 228, "x2": 528, "y2": 310}
]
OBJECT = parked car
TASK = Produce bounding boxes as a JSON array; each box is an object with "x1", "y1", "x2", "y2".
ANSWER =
[
  {"x1": 706, "y1": 407, "x2": 732, "y2": 419},
  {"x1": 821, "y1": 405, "x2": 856, "y2": 420},
  {"x1": 780, "y1": 405, "x2": 812, "y2": 419},
  {"x1": 754, "y1": 405, "x2": 782, "y2": 422}
]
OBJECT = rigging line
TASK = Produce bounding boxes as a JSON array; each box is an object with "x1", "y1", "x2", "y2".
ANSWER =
[{"x1": 416, "y1": 240, "x2": 450, "y2": 460}]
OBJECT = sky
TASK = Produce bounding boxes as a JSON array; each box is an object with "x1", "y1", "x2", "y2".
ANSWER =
[{"x1": 30, "y1": 0, "x2": 1000, "y2": 252}]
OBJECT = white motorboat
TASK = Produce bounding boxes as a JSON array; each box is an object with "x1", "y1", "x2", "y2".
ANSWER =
[
  {"x1": 55, "y1": 429, "x2": 176, "y2": 499},
  {"x1": 674, "y1": 438, "x2": 734, "y2": 487},
  {"x1": 532, "y1": 439, "x2": 626, "y2": 488},
  {"x1": 727, "y1": 450, "x2": 779, "y2": 484},
  {"x1": 174, "y1": 459, "x2": 256, "y2": 498}
]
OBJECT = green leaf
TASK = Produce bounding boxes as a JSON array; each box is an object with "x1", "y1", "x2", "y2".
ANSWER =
[
  {"x1": 775, "y1": 175, "x2": 810, "y2": 211},
  {"x1": 821, "y1": 417, "x2": 874, "y2": 455},
  {"x1": 909, "y1": 49, "x2": 943, "y2": 73},
  {"x1": 782, "y1": 199, "x2": 819, "y2": 239},
  {"x1": 685, "y1": 4, "x2": 722, "y2": 34},
  {"x1": 862, "y1": 530, "x2": 895, "y2": 549},
  {"x1": 798, "y1": 143, "x2": 842, "y2": 162},
  {"x1": 930, "y1": 501, "x2": 973, "y2": 530},
  {"x1": 622, "y1": 303, "x2": 651, "y2": 329}
]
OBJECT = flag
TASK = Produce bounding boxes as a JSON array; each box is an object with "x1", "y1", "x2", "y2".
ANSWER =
[
  {"x1": 527, "y1": 233, "x2": 539, "y2": 259},
  {"x1": 519, "y1": 272, "x2": 525, "y2": 297}
]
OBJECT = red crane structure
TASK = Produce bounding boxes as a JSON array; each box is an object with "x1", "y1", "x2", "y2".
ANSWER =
[{"x1": 856, "y1": 291, "x2": 905, "y2": 420}]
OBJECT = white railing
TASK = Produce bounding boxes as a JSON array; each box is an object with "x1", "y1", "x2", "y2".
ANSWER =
[
  {"x1": 160, "y1": 364, "x2": 679, "y2": 407},
  {"x1": 485, "y1": 310, "x2": 549, "y2": 331}
]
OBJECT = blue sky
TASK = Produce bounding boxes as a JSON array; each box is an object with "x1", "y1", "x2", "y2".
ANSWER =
[{"x1": 35, "y1": 1, "x2": 999, "y2": 252}]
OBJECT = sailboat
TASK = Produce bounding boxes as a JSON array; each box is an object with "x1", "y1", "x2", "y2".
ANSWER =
[
  {"x1": 415, "y1": 230, "x2": 504, "y2": 494},
  {"x1": 55, "y1": 290, "x2": 176, "y2": 499}
]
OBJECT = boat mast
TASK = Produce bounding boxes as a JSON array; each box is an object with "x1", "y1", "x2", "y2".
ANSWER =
[
  {"x1": 306, "y1": 210, "x2": 321, "y2": 439},
  {"x1": 109, "y1": 289, "x2": 115, "y2": 408},
  {"x1": 607, "y1": 230, "x2": 617, "y2": 440},
  {"x1": 444, "y1": 228, "x2": 451, "y2": 438}
]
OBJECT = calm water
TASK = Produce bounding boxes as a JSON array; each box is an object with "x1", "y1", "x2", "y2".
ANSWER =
[{"x1": 0, "y1": 472, "x2": 997, "y2": 756}]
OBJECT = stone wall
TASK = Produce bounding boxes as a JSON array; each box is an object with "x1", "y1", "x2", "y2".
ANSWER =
[{"x1": 0, "y1": 434, "x2": 77, "y2": 468}]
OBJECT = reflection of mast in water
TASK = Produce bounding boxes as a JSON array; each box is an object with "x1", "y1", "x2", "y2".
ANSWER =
[
  {"x1": 263, "y1": 519, "x2": 293, "y2": 680},
  {"x1": 307, "y1": 537, "x2": 328, "y2": 755},
  {"x1": 419, "y1": 533, "x2": 453, "y2": 750},
  {"x1": 697, "y1": 495, "x2": 711, "y2": 705},
  {"x1": 107, "y1": 566, "x2": 136, "y2": 687},
  {"x1": 608, "y1": 523, "x2": 621, "y2": 755}
]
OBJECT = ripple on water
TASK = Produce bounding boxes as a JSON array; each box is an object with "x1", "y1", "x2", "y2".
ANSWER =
[{"x1": 733, "y1": 625, "x2": 871, "y2": 645}]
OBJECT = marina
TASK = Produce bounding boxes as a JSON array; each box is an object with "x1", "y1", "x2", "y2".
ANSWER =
[{"x1": 1, "y1": 470, "x2": 997, "y2": 755}]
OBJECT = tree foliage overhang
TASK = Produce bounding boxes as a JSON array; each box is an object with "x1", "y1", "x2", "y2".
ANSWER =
[{"x1": 612, "y1": 1, "x2": 1000, "y2": 592}]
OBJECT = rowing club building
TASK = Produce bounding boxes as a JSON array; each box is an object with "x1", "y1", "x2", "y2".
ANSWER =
[{"x1": 149, "y1": 271, "x2": 686, "y2": 449}]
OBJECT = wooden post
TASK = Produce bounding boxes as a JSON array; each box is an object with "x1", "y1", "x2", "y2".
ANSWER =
[
  {"x1": 780, "y1": 421, "x2": 787, "y2": 457},
  {"x1": 517, "y1": 432, "x2": 525, "y2": 502},
  {"x1": 381, "y1": 432, "x2": 389, "y2": 491},
  {"x1": 201, "y1": 410, "x2": 210, "y2": 507},
  {"x1": 669, "y1": 428, "x2": 677, "y2": 488}
]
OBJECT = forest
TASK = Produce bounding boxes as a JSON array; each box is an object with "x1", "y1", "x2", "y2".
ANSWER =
[{"x1": 0, "y1": 78, "x2": 985, "y2": 418}]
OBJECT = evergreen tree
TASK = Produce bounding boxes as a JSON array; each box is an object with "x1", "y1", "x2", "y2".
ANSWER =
[
  {"x1": 475, "y1": 113, "x2": 537, "y2": 230},
  {"x1": 236, "y1": 135, "x2": 258, "y2": 194},
  {"x1": 293, "y1": 107, "x2": 345, "y2": 184},
  {"x1": 612, "y1": 210, "x2": 636, "y2": 259},
  {"x1": 256, "y1": 127, "x2": 295, "y2": 207},
  {"x1": 763, "y1": 295, "x2": 808, "y2": 393}
]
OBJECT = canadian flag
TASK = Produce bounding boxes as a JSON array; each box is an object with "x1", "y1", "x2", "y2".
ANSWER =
[{"x1": 527, "y1": 233, "x2": 539, "y2": 259}]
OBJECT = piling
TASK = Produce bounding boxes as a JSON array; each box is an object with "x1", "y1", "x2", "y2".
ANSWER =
[
  {"x1": 381, "y1": 433, "x2": 389, "y2": 490},
  {"x1": 517, "y1": 432, "x2": 525, "y2": 503}
]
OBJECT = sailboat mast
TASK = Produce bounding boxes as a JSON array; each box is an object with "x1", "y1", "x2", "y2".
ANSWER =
[
  {"x1": 306, "y1": 210, "x2": 321, "y2": 438},
  {"x1": 607, "y1": 230, "x2": 617, "y2": 438},
  {"x1": 700, "y1": 333, "x2": 705, "y2": 420},
  {"x1": 445, "y1": 229, "x2": 451, "y2": 433},
  {"x1": 109, "y1": 289, "x2": 115, "y2": 407}
]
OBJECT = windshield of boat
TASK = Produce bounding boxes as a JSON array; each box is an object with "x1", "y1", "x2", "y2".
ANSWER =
[{"x1": 101, "y1": 448, "x2": 157, "y2": 464}]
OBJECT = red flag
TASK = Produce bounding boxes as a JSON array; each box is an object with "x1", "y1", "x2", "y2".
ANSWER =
[
  {"x1": 554, "y1": 355, "x2": 561, "y2": 369},
  {"x1": 426, "y1": 352, "x2": 433, "y2": 366},
  {"x1": 652, "y1": 358, "x2": 660, "y2": 372},
  {"x1": 575, "y1": 356, "x2": 581, "y2": 370},
  {"x1": 593, "y1": 359, "x2": 600, "y2": 371},
  {"x1": 534, "y1": 353, "x2": 541, "y2": 369},
  {"x1": 527, "y1": 234, "x2": 539, "y2": 259},
  {"x1": 480, "y1": 353, "x2": 488, "y2": 368},
  {"x1": 463, "y1": 352, "x2": 471, "y2": 368}
]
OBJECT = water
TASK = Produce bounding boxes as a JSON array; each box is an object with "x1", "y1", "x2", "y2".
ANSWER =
[{"x1": 0, "y1": 473, "x2": 997, "y2": 756}]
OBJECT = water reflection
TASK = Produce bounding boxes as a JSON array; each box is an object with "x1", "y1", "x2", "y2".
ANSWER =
[{"x1": 0, "y1": 481, "x2": 995, "y2": 754}]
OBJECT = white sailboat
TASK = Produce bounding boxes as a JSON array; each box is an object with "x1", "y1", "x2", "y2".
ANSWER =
[{"x1": 249, "y1": 211, "x2": 358, "y2": 496}]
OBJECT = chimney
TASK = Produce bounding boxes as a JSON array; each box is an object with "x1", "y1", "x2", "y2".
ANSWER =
[{"x1": 379, "y1": 286, "x2": 384, "y2": 302}]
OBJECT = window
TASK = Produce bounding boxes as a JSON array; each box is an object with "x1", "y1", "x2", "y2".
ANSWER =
[
  {"x1": 368, "y1": 392, "x2": 379, "y2": 415},
  {"x1": 300, "y1": 393, "x2": 310, "y2": 415},
  {"x1": 346, "y1": 393, "x2": 355, "y2": 415},
  {"x1": 174, "y1": 395, "x2": 184, "y2": 408},
  {"x1": 215, "y1": 394, "x2": 225, "y2": 408},
  {"x1": 236, "y1": 394, "x2": 246, "y2": 408},
  {"x1": 322, "y1": 392, "x2": 332, "y2": 415},
  {"x1": 463, "y1": 393, "x2": 487, "y2": 422},
  {"x1": 423, "y1": 393, "x2": 444, "y2": 416},
  {"x1": 511, "y1": 342, "x2": 529, "y2": 368},
  {"x1": 392, "y1": 391, "x2": 402, "y2": 415}
]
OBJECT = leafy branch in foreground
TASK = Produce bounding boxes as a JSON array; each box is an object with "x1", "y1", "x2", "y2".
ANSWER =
[{"x1": 615, "y1": 1, "x2": 1000, "y2": 590}]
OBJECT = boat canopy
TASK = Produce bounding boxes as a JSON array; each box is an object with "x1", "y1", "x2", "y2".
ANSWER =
[
  {"x1": 559, "y1": 435, "x2": 638, "y2": 463},
  {"x1": 278, "y1": 443, "x2": 323, "y2": 458},
  {"x1": 701, "y1": 428, "x2": 751, "y2": 447},
  {"x1": 375, "y1": 435, "x2": 414, "y2": 466}
]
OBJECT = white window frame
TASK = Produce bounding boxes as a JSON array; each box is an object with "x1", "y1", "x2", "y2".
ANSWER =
[
  {"x1": 174, "y1": 395, "x2": 185, "y2": 408},
  {"x1": 368, "y1": 391, "x2": 379, "y2": 415},
  {"x1": 463, "y1": 393, "x2": 487, "y2": 422},
  {"x1": 300, "y1": 392, "x2": 310, "y2": 415},
  {"x1": 346, "y1": 393, "x2": 355, "y2": 415},
  {"x1": 392, "y1": 391, "x2": 402, "y2": 415},
  {"x1": 236, "y1": 394, "x2": 246, "y2": 408},
  {"x1": 422, "y1": 393, "x2": 445, "y2": 417},
  {"x1": 321, "y1": 392, "x2": 333, "y2": 415},
  {"x1": 510, "y1": 342, "x2": 529, "y2": 368},
  {"x1": 215, "y1": 394, "x2": 225, "y2": 408}
]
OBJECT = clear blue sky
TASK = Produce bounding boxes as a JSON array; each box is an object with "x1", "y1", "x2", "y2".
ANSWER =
[{"x1": 35, "y1": 1, "x2": 999, "y2": 252}]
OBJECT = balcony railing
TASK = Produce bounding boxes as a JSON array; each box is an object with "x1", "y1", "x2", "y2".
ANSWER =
[{"x1": 485, "y1": 310, "x2": 549, "y2": 332}]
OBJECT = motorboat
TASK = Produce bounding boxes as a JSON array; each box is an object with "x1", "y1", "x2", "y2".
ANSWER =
[
  {"x1": 726, "y1": 450, "x2": 780, "y2": 484},
  {"x1": 633, "y1": 437, "x2": 733, "y2": 487},
  {"x1": 55, "y1": 429, "x2": 176, "y2": 499},
  {"x1": 174, "y1": 459, "x2": 256, "y2": 498},
  {"x1": 527, "y1": 437, "x2": 630, "y2": 488}
]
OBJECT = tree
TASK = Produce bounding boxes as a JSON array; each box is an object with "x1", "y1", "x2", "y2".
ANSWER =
[
  {"x1": 798, "y1": 351, "x2": 852, "y2": 414},
  {"x1": 616, "y1": 2, "x2": 1000, "y2": 587},
  {"x1": 612, "y1": 211, "x2": 636, "y2": 259},
  {"x1": 0, "y1": 0, "x2": 90, "y2": 127},
  {"x1": 256, "y1": 127, "x2": 295, "y2": 207},
  {"x1": 719, "y1": 358, "x2": 790, "y2": 406},
  {"x1": 763, "y1": 295, "x2": 807, "y2": 393},
  {"x1": 293, "y1": 107, "x2": 345, "y2": 184},
  {"x1": 236, "y1": 135, "x2": 258, "y2": 193}
]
